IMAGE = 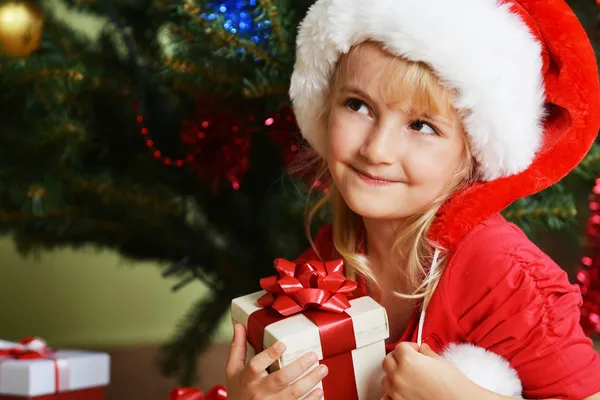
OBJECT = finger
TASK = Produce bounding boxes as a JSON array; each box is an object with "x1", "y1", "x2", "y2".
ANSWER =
[
  {"x1": 392, "y1": 342, "x2": 419, "y2": 362},
  {"x1": 382, "y1": 353, "x2": 397, "y2": 376},
  {"x1": 303, "y1": 387, "x2": 325, "y2": 400},
  {"x1": 264, "y1": 351, "x2": 319, "y2": 391},
  {"x1": 404, "y1": 342, "x2": 420, "y2": 351},
  {"x1": 283, "y1": 363, "x2": 328, "y2": 400},
  {"x1": 381, "y1": 375, "x2": 394, "y2": 398},
  {"x1": 419, "y1": 343, "x2": 442, "y2": 359},
  {"x1": 246, "y1": 340, "x2": 287, "y2": 378},
  {"x1": 225, "y1": 324, "x2": 247, "y2": 377}
]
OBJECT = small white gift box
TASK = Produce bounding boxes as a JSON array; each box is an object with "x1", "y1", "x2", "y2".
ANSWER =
[
  {"x1": 0, "y1": 337, "x2": 109, "y2": 399},
  {"x1": 232, "y1": 290, "x2": 389, "y2": 400}
]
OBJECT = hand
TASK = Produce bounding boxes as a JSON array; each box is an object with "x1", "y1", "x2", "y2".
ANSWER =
[
  {"x1": 225, "y1": 323, "x2": 328, "y2": 400},
  {"x1": 381, "y1": 342, "x2": 481, "y2": 400}
]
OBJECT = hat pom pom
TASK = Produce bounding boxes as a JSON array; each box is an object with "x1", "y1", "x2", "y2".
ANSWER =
[{"x1": 441, "y1": 343, "x2": 523, "y2": 398}]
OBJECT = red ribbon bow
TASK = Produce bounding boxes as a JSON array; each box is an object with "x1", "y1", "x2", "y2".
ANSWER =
[
  {"x1": 0, "y1": 336, "x2": 70, "y2": 394},
  {"x1": 0, "y1": 336, "x2": 54, "y2": 359},
  {"x1": 257, "y1": 258, "x2": 358, "y2": 316},
  {"x1": 168, "y1": 386, "x2": 227, "y2": 400}
]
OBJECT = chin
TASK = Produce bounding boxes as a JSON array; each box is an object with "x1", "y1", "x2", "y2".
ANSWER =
[{"x1": 342, "y1": 192, "x2": 415, "y2": 220}]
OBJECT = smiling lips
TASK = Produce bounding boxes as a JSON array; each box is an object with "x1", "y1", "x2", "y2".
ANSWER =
[{"x1": 351, "y1": 166, "x2": 402, "y2": 185}]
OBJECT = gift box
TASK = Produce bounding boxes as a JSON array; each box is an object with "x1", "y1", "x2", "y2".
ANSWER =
[
  {"x1": 231, "y1": 258, "x2": 389, "y2": 400},
  {"x1": 0, "y1": 337, "x2": 110, "y2": 400}
]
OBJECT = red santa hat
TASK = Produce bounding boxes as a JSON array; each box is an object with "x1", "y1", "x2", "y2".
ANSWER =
[{"x1": 289, "y1": 0, "x2": 595, "y2": 183}]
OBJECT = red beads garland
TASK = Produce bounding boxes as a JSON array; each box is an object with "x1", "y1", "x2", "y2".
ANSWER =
[
  {"x1": 133, "y1": 100, "x2": 322, "y2": 193},
  {"x1": 132, "y1": 101, "x2": 187, "y2": 168},
  {"x1": 577, "y1": 178, "x2": 600, "y2": 337}
]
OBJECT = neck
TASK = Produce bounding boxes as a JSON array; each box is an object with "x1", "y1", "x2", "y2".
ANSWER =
[{"x1": 363, "y1": 217, "x2": 400, "y2": 272}]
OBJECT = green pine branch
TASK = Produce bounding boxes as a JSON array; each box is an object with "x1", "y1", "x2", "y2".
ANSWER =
[
  {"x1": 159, "y1": 287, "x2": 234, "y2": 386},
  {"x1": 255, "y1": 0, "x2": 289, "y2": 56},
  {"x1": 573, "y1": 142, "x2": 600, "y2": 180},
  {"x1": 174, "y1": 0, "x2": 277, "y2": 65},
  {"x1": 503, "y1": 193, "x2": 578, "y2": 237}
]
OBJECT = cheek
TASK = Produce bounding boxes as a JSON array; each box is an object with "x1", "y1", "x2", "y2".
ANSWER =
[
  {"x1": 404, "y1": 144, "x2": 462, "y2": 187},
  {"x1": 326, "y1": 112, "x2": 366, "y2": 163}
]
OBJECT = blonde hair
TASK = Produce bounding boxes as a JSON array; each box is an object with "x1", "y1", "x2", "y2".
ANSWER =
[{"x1": 301, "y1": 42, "x2": 477, "y2": 304}]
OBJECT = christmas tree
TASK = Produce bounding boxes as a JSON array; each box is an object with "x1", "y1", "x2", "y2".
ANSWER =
[{"x1": 0, "y1": 0, "x2": 597, "y2": 385}]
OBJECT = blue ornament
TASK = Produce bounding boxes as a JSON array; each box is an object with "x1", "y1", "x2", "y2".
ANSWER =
[{"x1": 202, "y1": 0, "x2": 271, "y2": 44}]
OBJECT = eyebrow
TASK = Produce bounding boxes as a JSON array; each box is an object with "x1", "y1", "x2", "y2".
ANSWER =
[
  {"x1": 419, "y1": 112, "x2": 455, "y2": 129},
  {"x1": 339, "y1": 84, "x2": 376, "y2": 105},
  {"x1": 340, "y1": 84, "x2": 456, "y2": 129}
]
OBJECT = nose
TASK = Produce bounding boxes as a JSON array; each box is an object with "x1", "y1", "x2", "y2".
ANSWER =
[{"x1": 359, "y1": 120, "x2": 398, "y2": 165}]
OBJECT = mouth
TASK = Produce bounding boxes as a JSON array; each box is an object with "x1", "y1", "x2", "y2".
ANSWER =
[{"x1": 351, "y1": 167, "x2": 401, "y2": 185}]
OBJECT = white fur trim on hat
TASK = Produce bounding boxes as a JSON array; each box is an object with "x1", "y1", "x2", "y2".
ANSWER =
[
  {"x1": 442, "y1": 343, "x2": 523, "y2": 397},
  {"x1": 289, "y1": 0, "x2": 546, "y2": 181}
]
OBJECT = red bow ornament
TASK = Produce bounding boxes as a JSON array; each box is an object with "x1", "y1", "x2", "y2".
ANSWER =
[
  {"x1": 257, "y1": 258, "x2": 358, "y2": 316},
  {"x1": 168, "y1": 386, "x2": 227, "y2": 400},
  {"x1": 0, "y1": 336, "x2": 76, "y2": 394},
  {"x1": 0, "y1": 336, "x2": 54, "y2": 359}
]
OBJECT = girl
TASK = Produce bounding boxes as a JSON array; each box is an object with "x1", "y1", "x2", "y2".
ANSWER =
[{"x1": 224, "y1": 0, "x2": 600, "y2": 399}]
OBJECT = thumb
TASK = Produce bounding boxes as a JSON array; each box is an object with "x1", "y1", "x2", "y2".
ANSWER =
[
  {"x1": 225, "y1": 324, "x2": 247, "y2": 376},
  {"x1": 419, "y1": 343, "x2": 442, "y2": 359}
]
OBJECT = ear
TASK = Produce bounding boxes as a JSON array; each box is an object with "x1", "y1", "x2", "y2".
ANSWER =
[{"x1": 441, "y1": 343, "x2": 523, "y2": 398}]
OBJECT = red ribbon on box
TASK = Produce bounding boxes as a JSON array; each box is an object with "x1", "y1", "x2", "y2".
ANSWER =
[
  {"x1": 0, "y1": 387, "x2": 104, "y2": 400},
  {"x1": 0, "y1": 337, "x2": 68, "y2": 394},
  {"x1": 168, "y1": 386, "x2": 227, "y2": 400},
  {"x1": 248, "y1": 258, "x2": 361, "y2": 400}
]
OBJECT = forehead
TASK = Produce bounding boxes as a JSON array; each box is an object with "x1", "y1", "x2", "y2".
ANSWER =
[
  {"x1": 338, "y1": 43, "x2": 396, "y2": 86},
  {"x1": 334, "y1": 42, "x2": 456, "y2": 118}
]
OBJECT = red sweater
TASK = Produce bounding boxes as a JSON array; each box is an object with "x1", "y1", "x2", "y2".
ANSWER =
[{"x1": 296, "y1": 215, "x2": 600, "y2": 399}]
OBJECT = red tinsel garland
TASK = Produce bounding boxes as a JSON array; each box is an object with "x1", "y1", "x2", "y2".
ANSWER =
[
  {"x1": 577, "y1": 178, "x2": 600, "y2": 337},
  {"x1": 264, "y1": 105, "x2": 301, "y2": 166},
  {"x1": 179, "y1": 102, "x2": 327, "y2": 192},
  {"x1": 180, "y1": 100, "x2": 257, "y2": 191}
]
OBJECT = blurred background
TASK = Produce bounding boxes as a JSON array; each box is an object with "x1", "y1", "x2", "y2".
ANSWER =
[{"x1": 0, "y1": 0, "x2": 598, "y2": 399}]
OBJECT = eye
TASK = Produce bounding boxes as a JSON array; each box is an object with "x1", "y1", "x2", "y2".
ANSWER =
[
  {"x1": 344, "y1": 98, "x2": 370, "y2": 115},
  {"x1": 409, "y1": 120, "x2": 438, "y2": 135}
]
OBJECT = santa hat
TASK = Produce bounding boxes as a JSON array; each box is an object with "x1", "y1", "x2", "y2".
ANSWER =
[{"x1": 289, "y1": 0, "x2": 584, "y2": 182}]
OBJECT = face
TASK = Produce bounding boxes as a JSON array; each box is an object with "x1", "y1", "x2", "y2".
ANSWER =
[{"x1": 326, "y1": 43, "x2": 469, "y2": 221}]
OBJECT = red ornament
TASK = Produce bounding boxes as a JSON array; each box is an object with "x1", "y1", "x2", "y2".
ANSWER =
[
  {"x1": 264, "y1": 105, "x2": 330, "y2": 193},
  {"x1": 181, "y1": 100, "x2": 256, "y2": 191},
  {"x1": 167, "y1": 385, "x2": 227, "y2": 400},
  {"x1": 264, "y1": 105, "x2": 302, "y2": 166},
  {"x1": 577, "y1": 178, "x2": 600, "y2": 337}
]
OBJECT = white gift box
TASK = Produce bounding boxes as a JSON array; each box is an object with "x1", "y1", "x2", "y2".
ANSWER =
[
  {"x1": 0, "y1": 339, "x2": 110, "y2": 397},
  {"x1": 231, "y1": 290, "x2": 389, "y2": 400}
]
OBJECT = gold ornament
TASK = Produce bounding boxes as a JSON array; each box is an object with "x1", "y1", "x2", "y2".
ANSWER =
[{"x1": 0, "y1": 1, "x2": 44, "y2": 57}]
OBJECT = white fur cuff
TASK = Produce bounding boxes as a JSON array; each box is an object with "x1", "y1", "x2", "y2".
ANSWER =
[{"x1": 442, "y1": 343, "x2": 523, "y2": 398}]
